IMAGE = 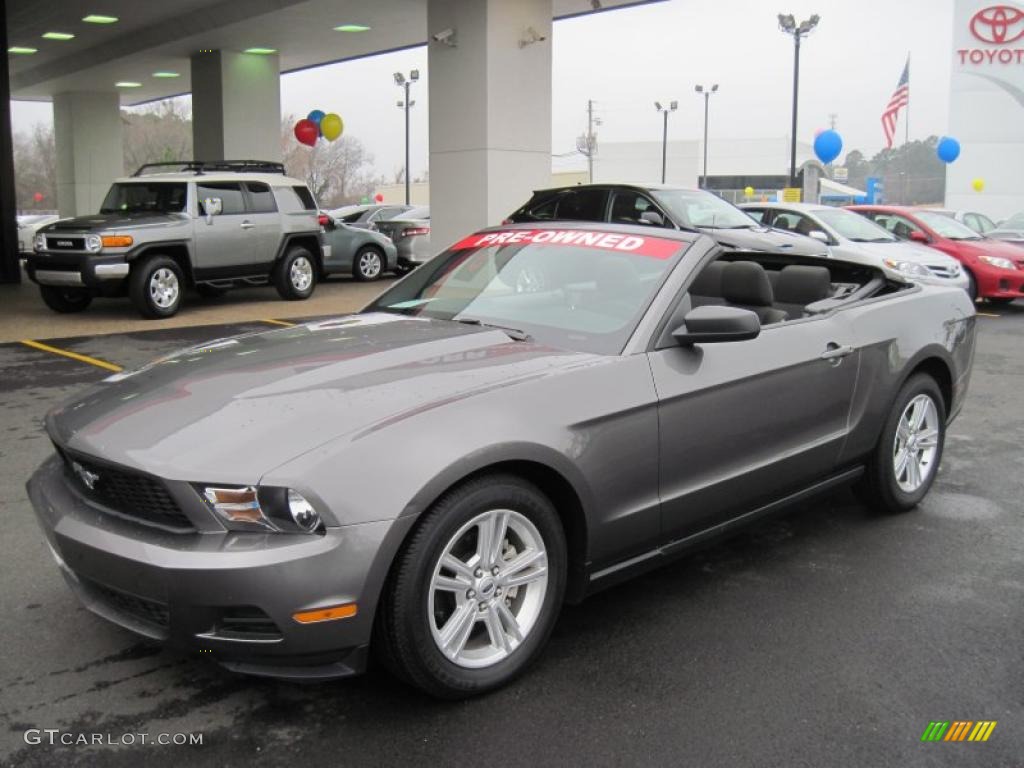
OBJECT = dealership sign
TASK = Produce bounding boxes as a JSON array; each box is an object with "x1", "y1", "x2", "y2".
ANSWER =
[{"x1": 958, "y1": 4, "x2": 1024, "y2": 63}]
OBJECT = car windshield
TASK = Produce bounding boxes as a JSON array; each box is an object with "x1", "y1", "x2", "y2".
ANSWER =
[
  {"x1": 815, "y1": 208, "x2": 896, "y2": 242},
  {"x1": 100, "y1": 182, "x2": 187, "y2": 214},
  {"x1": 366, "y1": 228, "x2": 687, "y2": 355},
  {"x1": 651, "y1": 189, "x2": 755, "y2": 229},
  {"x1": 915, "y1": 210, "x2": 982, "y2": 240}
]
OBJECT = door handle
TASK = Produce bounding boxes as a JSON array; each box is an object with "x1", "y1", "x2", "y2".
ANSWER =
[
  {"x1": 820, "y1": 343, "x2": 854, "y2": 362},
  {"x1": 240, "y1": 220, "x2": 254, "y2": 230}
]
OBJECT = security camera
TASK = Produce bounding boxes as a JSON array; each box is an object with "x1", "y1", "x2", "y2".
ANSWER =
[
  {"x1": 518, "y1": 26, "x2": 547, "y2": 48},
  {"x1": 431, "y1": 27, "x2": 457, "y2": 46}
]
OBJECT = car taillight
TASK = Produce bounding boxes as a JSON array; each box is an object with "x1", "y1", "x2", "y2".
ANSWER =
[
  {"x1": 402, "y1": 227, "x2": 430, "y2": 238},
  {"x1": 317, "y1": 214, "x2": 329, "y2": 228}
]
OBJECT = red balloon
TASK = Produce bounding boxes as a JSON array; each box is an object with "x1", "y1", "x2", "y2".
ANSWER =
[
  {"x1": 33, "y1": 192, "x2": 44, "y2": 203},
  {"x1": 374, "y1": 193, "x2": 384, "y2": 203},
  {"x1": 294, "y1": 119, "x2": 319, "y2": 147}
]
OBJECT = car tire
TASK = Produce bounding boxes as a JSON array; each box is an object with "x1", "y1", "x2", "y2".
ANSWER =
[
  {"x1": 274, "y1": 247, "x2": 317, "y2": 300},
  {"x1": 195, "y1": 284, "x2": 227, "y2": 298},
  {"x1": 129, "y1": 255, "x2": 184, "y2": 319},
  {"x1": 987, "y1": 297, "x2": 1015, "y2": 306},
  {"x1": 39, "y1": 285, "x2": 92, "y2": 313},
  {"x1": 375, "y1": 474, "x2": 567, "y2": 699},
  {"x1": 857, "y1": 373, "x2": 946, "y2": 514},
  {"x1": 353, "y1": 246, "x2": 385, "y2": 282},
  {"x1": 965, "y1": 269, "x2": 977, "y2": 302}
]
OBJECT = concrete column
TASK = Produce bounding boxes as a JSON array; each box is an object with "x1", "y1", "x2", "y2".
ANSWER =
[
  {"x1": 427, "y1": 0, "x2": 552, "y2": 253},
  {"x1": 53, "y1": 91, "x2": 124, "y2": 217},
  {"x1": 191, "y1": 50, "x2": 281, "y2": 162}
]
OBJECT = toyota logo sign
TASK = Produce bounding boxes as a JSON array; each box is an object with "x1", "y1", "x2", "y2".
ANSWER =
[{"x1": 970, "y1": 4, "x2": 1024, "y2": 44}]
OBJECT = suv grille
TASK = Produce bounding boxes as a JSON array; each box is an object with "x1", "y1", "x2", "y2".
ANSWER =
[
  {"x1": 83, "y1": 578, "x2": 170, "y2": 629},
  {"x1": 45, "y1": 236, "x2": 85, "y2": 251},
  {"x1": 927, "y1": 264, "x2": 960, "y2": 279},
  {"x1": 58, "y1": 450, "x2": 195, "y2": 532}
]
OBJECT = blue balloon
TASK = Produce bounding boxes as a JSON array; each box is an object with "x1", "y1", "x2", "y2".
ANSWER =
[
  {"x1": 307, "y1": 109, "x2": 326, "y2": 126},
  {"x1": 937, "y1": 136, "x2": 961, "y2": 164},
  {"x1": 813, "y1": 129, "x2": 843, "y2": 164}
]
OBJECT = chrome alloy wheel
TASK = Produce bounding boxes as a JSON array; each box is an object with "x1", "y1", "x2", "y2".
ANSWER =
[
  {"x1": 149, "y1": 267, "x2": 180, "y2": 309},
  {"x1": 359, "y1": 250, "x2": 382, "y2": 279},
  {"x1": 290, "y1": 256, "x2": 314, "y2": 291},
  {"x1": 428, "y1": 509, "x2": 549, "y2": 668},
  {"x1": 893, "y1": 394, "x2": 940, "y2": 493}
]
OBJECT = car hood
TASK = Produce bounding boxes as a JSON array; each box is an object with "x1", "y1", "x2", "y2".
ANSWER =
[
  {"x1": 46, "y1": 314, "x2": 592, "y2": 483},
  {"x1": 42, "y1": 212, "x2": 189, "y2": 232},
  {"x1": 699, "y1": 226, "x2": 827, "y2": 256},
  {"x1": 853, "y1": 240, "x2": 960, "y2": 265},
  {"x1": 955, "y1": 238, "x2": 1024, "y2": 265}
]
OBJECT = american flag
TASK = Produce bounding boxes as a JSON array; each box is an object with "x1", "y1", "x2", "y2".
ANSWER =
[{"x1": 881, "y1": 57, "x2": 910, "y2": 149}]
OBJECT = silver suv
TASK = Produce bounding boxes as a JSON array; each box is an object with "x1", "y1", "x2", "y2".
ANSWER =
[{"x1": 26, "y1": 161, "x2": 325, "y2": 318}]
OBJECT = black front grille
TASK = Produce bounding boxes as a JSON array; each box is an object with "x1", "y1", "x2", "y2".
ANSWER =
[
  {"x1": 216, "y1": 607, "x2": 282, "y2": 641},
  {"x1": 59, "y1": 450, "x2": 195, "y2": 532},
  {"x1": 46, "y1": 236, "x2": 85, "y2": 251},
  {"x1": 85, "y1": 579, "x2": 170, "y2": 629}
]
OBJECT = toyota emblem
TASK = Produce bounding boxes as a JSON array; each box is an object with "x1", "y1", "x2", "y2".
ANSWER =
[
  {"x1": 71, "y1": 461, "x2": 99, "y2": 490},
  {"x1": 970, "y1": 5, "x2": 1024, "y2": 44}
]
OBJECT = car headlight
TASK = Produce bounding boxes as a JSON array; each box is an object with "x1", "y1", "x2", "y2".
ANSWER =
[
  {"x1": 83, "y1": 234, "x2": 102, "y2": 253},
  {"x1": 884, "y1": 258, "x2": 932, "y2": 279},
  {"x1": 33, "y1": 233, "x2": 45, "y2": 252},
  {"x1": 980, "y1": 254, "x2": 1015, "y2": 270},
  {"x1": 199, "y1": 485, "x2": 323, "y2": 533}
]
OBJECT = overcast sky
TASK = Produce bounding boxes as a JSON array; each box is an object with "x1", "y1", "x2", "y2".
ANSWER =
[{"x1": 10, "y1": 0, "x2": 953, "y2": 178}]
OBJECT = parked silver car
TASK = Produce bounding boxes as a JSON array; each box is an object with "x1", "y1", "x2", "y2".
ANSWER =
[
  {"x1": 329, "y1": 203, "x2": 412, "y2": 230},
  {"x1": 27, "y1": 222, "x2": 975, "y2": 698},
  {"x1": 928, "y1": 208, "x2": 997, "y2": 236},
  {"x1": 983, "y1": 211, "x2": 1024, "y2": 248},
  {"x1": 321, "y1": 215, "x2": 398, "y2": 281},
  {"x1": 373, "y1": 205, "x2": 431, "y2": 271},
  {"x1": 741, "y1": 202, "x2": 969, "y2": 292}
]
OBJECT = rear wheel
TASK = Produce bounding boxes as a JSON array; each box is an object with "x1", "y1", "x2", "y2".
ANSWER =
[
  {"x1": 39, "y1": 285, "x2": 92, "y2": 313},
  {"x1": 354, "y1": 246, "x2": 384, "y2": 282},
  {"x1": 375, "y1": 474, "x2": 566, "y2": 699},
  {"x1": 857, "y1": 373, "x2": 946, "y2": 514},
  {"x1": 274, "y1": 247, "x2": 317, "y2": 300},
  {"x1": 129, "y1": 255, "x2": 183, "y2": 319}
]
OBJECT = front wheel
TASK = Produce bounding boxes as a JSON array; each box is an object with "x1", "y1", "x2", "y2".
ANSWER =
[
  {"x1": 857, "y1": 373, "x2": 946, "y2": 514},
  {"x1": 274, "y1": 247, "x2": 317, "y2": 300},
  {"x1": 129, "y1": 255, "x2": 184, "y2": 318},
  {"x1": 965, "y1": 269, "x2": 978, "y2": 302},
  {"x1": 375, "y1": 474, "x2": 566, "y2": 699},
  {"x1": 353, "y1": 246, "x2": 385, "y2": 282},
  {"x1": 39, "y1": 285, "x2": 92, "y2": 313}
]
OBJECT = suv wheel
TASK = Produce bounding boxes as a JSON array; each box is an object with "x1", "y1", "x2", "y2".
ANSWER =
[
  {"x1": 354, "y1": 246, "x2": 384, "y2": 282},
  {"x1": 129, "y1": 255, "x2": 184, "y2": 319},
  {"x1": 274, "y1": 246, "x2": 317, "y2": 300},
  {"x1": 375, "y1": 474, "x2": 566, "y2": 699},
  {"x1": 39, "y1": 285, "x2": 92, "y2": 313}
]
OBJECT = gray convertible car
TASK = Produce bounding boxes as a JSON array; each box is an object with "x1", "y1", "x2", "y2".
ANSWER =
[{"x1": 27, "y1": 222, "x2": 976, "y2": 698}]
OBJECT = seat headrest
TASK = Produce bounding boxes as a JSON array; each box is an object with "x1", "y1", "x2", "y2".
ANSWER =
[
  {"x1": 774, "y1": 265, "x2": 831, "y2": 305},
  {"x1": 690, "y1": 261, "x2": 726, "y2": 297},
  {"x1": 722, "y1": 261, "x2": 774, "y2": 307}
]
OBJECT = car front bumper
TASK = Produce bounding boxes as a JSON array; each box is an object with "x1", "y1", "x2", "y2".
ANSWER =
[
  {"x1": 26, "y1": 454, "x2": 411, "y2": 681},
  {"x1": 974, "y1": 264, "x2": 1024, "y2": 300},
  {"x1": 919, "y1": 270, "x2": 971, "y2": 293},
  {"x1": 25, "y1": 252, "x2": 130, "y2": 288}
]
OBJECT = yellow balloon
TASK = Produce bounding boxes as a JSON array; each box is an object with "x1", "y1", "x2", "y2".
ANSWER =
[
  {"x1": 320, "y1": 113, "x2": 344, "y2": 142},
  {"x1": 744, "y1": 186, "x2": 755, "y2": 198},
  {"x1": 971, "y1": 177, "x2": 984, "y2": 192}
]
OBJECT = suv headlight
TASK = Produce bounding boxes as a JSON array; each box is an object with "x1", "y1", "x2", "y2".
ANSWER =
[
  {"x1": 33, "y1": 233, "x2": 45, "y2": 252},
  {"x1": 884, "y1": 258, "x2": 932, "y2": 279},
  {"x1": 84, "y1": 234, "x2": 102, "y2": 253},
  {"x1": 980, "y1": 254, "x2": 1015, "y2": 270},
  {"x1": 199, "y1": 485, "x2": 323, "y2": 533}
]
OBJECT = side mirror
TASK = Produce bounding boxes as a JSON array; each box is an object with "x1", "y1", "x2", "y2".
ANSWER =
[
  {"x1": 808, "y1": 230, "x2": 831, "y2": 244},
  {"x1": 203, "y1": 197, "x2": 222, "y2": 224},
  {"x1": 672, "y1": 305, "x2": 761, "y2": 346},
  {"x1": 908, "y1": 230, "x2": 929, "y2": 243},
  {"x1": 640, "y1": 210, "x2": 665, "y2": 227}
]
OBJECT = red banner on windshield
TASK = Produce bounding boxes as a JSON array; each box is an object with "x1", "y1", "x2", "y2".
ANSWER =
[{"x1": 449, "y1": 229, "x2": 682, "y2": 259}]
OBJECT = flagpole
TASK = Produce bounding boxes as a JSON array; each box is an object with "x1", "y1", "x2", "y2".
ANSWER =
[{"x1": 903, "y1": 53, "x2": 910, "y2": 204}]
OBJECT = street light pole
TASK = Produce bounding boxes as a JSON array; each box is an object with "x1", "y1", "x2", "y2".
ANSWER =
[
  {"x1": 654, "y1": 101, "x2": 677, "y2": 184},
  {"x1": 394, "y1": 69, "x2": 420, "y2": 205},
  {"x1": 777, "y1": 13, "x2": 820, "y2": 188},
  {"x1": 695, "y1": 84, "x2": 718, "y2": 188}
]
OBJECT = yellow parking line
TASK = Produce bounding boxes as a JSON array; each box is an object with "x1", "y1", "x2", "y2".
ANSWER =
[
  {"x1": 261, "y1": 318, "x2": 295, "y2": 327},
  {"x1": 20, "y1": 339, "x2": 123, "y2": 372},
  {"x1": 976, "y1": 312, "x2": 1000, "y2": 318}
]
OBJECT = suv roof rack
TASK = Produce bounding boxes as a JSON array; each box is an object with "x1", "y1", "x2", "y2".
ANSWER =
[{"x1": 132, "y1": 160, "x2": 287, "y2": 177}]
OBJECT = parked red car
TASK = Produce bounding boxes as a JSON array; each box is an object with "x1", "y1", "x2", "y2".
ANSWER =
[{"x1": 847, "y1": 205, "x2": 1024, "y2": 303}]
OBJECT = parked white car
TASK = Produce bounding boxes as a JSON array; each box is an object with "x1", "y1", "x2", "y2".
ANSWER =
[
  {"x1": 17, "y1": 214, "x2": 59, "y2": 254},
  {"x1": 741, "y1": 202, "x2": 969, "y2": 292}
]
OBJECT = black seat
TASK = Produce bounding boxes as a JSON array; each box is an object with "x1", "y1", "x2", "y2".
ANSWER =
[
  {"x1": 721, "y1": 261, "x2": 788, "y2": 325},
  {"x1": 773, "y1": 265, "x2": 832, "y2": 319},
  {"x1": 689, "y1": 261, "x2": 727, "y2": 307}
]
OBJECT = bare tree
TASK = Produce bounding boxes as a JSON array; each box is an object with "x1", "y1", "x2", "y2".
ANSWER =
[
  {"x1": 122, "y1": 98, "x2": 193, "y2": 172},
  {"x1": 281, "y1": 115, "x2": 380, "y2": 207},
  {"x1": 12, "y1": 124, "x2": 56, "y2": 211}
]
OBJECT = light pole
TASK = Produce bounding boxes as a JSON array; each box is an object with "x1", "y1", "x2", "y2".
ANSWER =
[
  {"x1": 394, "y1": 69, "x2": 419, "y2": 205},
  {"x1": 695, "y1": 84, "x2": 718, "y2": 188},
  {"x1": 654, "y1": 101, "x2": 677, "y2": 184},
  {"x1": 777, "y1": 13, "x2": 820, "y2": 187}
]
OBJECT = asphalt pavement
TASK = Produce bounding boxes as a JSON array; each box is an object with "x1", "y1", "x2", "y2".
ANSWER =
[{"x1": 0, "y1": 305, "x2": 1021, "y2": 768}]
